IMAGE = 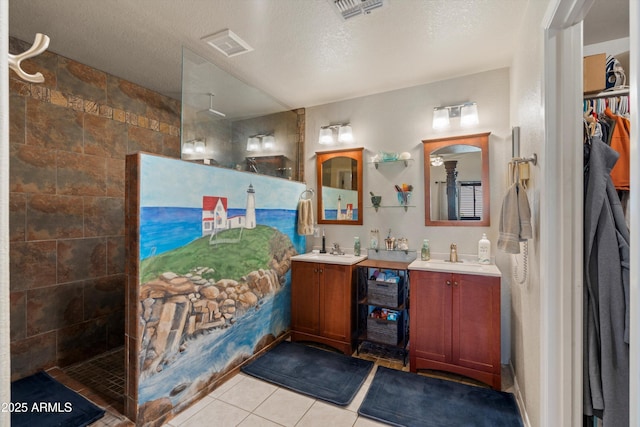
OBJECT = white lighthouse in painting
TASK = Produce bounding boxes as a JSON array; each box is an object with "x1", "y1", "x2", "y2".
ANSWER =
[{"x1": 245, "y1": 183, "x2": 256, "y2": 229}]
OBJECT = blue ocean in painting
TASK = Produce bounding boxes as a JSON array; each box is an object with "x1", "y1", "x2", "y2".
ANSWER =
[
  {"x1": 139, "y1": 287, "x2": 290, "y2": 405},
  {"x1": 140, "y1": 207, "x2": 305, "y2": 259}
]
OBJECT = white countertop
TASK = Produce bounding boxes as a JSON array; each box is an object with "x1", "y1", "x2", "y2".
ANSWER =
[
  {"x1": 408, "y1": 255, "x2": 501, "y2": 277},
  {"x1": 291, "y1": 252, "x2": 368, "y2": 266}
]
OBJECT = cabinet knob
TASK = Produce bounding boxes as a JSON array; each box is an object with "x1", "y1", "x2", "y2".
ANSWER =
[
  {"x1": 453, "y1": 281, "x2": 458, "y2": 287},
  {"x1": 446, "y1": 280, "x2": 451, "y2": 286},
  {"x1": 318, "y1": 268, "x2": 323, "y2": 273}
]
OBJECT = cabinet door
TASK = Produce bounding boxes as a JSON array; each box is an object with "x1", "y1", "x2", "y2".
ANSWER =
[
  {"x1": 291, "y1": 261, "x2": 320, "y2": 335},
  {"x1": 319, "y1": 263, "x2": 352, "y2": 342},
  {"x1": 410, "y1": 270, "x2": 452, "y2": 363},
  {"x1": 452, "y1": 274, "x2": 501, "y2": 374}
]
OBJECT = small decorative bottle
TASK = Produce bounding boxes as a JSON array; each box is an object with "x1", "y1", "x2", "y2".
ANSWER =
[
  {"x1": 370, "y1": 229, "x2": 379, "y2": 249},
  {"x1": 354, "y1": 237, "x2": 361, "y2": 256},
  {"x1": 478, "y1": 233, "x2": 491, "y2": 264},
  {"x1": 421, "y1": 239, "x2": 430, "y2": 261}
]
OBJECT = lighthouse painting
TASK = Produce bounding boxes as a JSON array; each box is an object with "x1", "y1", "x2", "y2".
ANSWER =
[{"x1": 131, "y1": 153, "x2": 306, "y2": 423}]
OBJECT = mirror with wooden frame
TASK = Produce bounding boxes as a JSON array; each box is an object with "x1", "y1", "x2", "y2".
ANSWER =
[
  {"x1": 316, "y1": 147, "x2": 364, "y2": 225},
  {"x1": 423, "y1": 132, "x2": 490, "y2": 226}
]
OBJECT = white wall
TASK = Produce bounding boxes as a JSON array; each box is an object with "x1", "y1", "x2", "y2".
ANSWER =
[{"x1": 304, "y1": 68, "x2": 512, "y2": 363}]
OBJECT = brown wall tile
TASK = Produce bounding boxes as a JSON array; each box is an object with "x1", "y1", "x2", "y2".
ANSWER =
[
  {"x1": 84, "y1": 113, "x2": 128, "y2": 159},
  {"x1": 57, "y1": 151, "x2": 107, "y2": 196},
  {"x1": 57, "y1": 318, "x2": 108, "y2": 366},
  {"x1": 128, "y1": 126, "x2": 163, "y2": 155},
  {"x1": 10, "y1": 291, "x2": 26, "y2": 341},
  {"x1": 107, "y1": 76, "x2": 180, "y2": 127},
  {"x1": 9, "y1": 192, "x2": 27, "y2": 242},
  {"x1": 84, "y1": 197, "x2": 125, "y2": 237},
  {"x1": 106, "y1": 158, "x2": 126, "y2": 197},
  {"x1": 84, "y1": 275, "x2": 125, "y2": 319},
  {"x1": 26, "y1": 282, "x2": 84, "y2": 336},
  {"x1": 26, "y1": 99, "x2": 83, "y2": 152},
  {"x1": 10, "y1": 240, "x2": 57, "y2": 291},
  {"x1": 26, "y1": 194, "x2": 84, "y2": 240},
  {"x1": 107, "y1": 236, "x2": 126, "y2": 275},
  {"x1": 9, "y1": 37, "x2": 180, "y2": 380},
  {"x1": 107, "y1": 310, "x2": 126, "y2": 348},
  {"x1": 57, "y1": 57, "x2": 107, "y2": 103},
  {"x1": 57, "y1": 237, "x2": 107, "y2": 283},
  {"x1": 10, "y1": 332, "x2": 57, "y2": 381},
  {"x1": 10, "y1": 143, "x2": 57, "y2": 193},
  {"x1": 10, "y1": 94, "x2": 25, "y2": 145},
  {"x1": 162, "y1": 134, "x2": 181, "y2": 158}
]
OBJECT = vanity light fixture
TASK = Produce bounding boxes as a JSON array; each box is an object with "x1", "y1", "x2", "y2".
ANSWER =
[
  {"x1": 262, "y1": 134, "x2": 275, "y2": 149},
  {"x1": 432, "y1": 102, "x2": 479, "y2": 129},
  {"x1": 182, "y1": 140, "x2": 195, "y2": 154},
  {"x1": 318, "y1": 123, "x2": 353, "y2": 145},
  {"x1": 430, "y1": 155, "x2": 444, "y2": 166},
  {"x1": 246, "y1": 134, "x2": 275, "y2": 151},
  {"x1": 194, "y1": 139, "x2": 206, "y2": 153}
]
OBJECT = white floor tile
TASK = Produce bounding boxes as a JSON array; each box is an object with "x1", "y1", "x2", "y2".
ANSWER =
[
  {"x1": 208, "y1": 372, "x2": 247, "y2": 399},
  {"x1": 353, "y1": 416, "x2": 391, "y2": 426},
  {"x1": 237, "y1": 413, "x2": 282, "y2": 427},
  {"x1": 162, "y1": 395, "x2": 215, "y2": 426},
  {"x1": 179, "y1": 399, "x2": 249, "y2": 427},
  {"x1": 253, "y1": 387, "x2": 315, "y2": 426},
  {"x1": 217, "y1": 375, "x2": 278, "y2": 412},
  {"x1": 296, "y1": 401, "x2": 358, "y2": 427},
  {"x1": 346, "y1": 380, "x2": 371, "y2": 413}
]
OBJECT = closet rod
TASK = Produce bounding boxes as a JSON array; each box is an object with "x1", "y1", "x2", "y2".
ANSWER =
[{"x1": 584, "y1": 87, "x2": 630, "y2": 99}]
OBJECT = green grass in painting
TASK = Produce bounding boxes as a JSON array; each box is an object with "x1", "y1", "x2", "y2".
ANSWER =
[{"x1": 140, "y1": 225, "x2": 278, "y2": 283}]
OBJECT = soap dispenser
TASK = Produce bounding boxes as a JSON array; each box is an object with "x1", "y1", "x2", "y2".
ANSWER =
[{"x1": 478, "y1": 233, "x2": 491, "y2": 264}]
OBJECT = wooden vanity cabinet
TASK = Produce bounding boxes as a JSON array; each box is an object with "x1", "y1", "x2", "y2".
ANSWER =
[
  {"x1": 290, "y1": 260, "x2": 357, "y2": 355},
  {"x1": 410, "y1": 270, "x2": 501, "y2": 389}
]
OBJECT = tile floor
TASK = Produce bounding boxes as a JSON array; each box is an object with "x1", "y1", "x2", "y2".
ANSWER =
[{"x1": 52, "y1": 341, "x2": 516, "y2": 427}]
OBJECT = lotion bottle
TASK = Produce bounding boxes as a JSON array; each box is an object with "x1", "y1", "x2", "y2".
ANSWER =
[{"x1": 478, "y1": 233, "x2": 491, "y2": 264}]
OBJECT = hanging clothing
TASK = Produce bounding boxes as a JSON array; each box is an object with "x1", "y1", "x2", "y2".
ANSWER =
[
  {"x1": 604, "y1": 107, "x2": 630, "y2": 190},
  {"x1": 583, "y1": 136, "x2": 630, "y2": 426}
]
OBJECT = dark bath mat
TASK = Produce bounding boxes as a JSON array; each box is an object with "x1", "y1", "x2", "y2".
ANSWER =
[
  {"x1": 358, "y1": 366, "x2": 523, "y2": 427},
  {"x1": 10, "y1": 371, "x2": 105, "y2": 427},
  {"x1": 241, "y1": 341, "x2": 373, "y2": 406}
]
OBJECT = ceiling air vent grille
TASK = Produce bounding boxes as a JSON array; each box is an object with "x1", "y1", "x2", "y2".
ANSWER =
[
  {"x1": 332, "y1": 0, "x2": 384, "y2": 20},
  {"x1": 202, "y1": 29, "x2": 253, "y2": 58}
]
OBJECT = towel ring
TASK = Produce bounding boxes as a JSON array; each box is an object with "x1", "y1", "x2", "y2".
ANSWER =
[{"x1": 300, "y1": 189, "x2": 314, "y2": 200}]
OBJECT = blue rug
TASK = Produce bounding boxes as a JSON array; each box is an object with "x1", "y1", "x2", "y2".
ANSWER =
[
  {"x1": 10, "y1": 371, "x2": 105, "y2": 427},
  {"x1": 241, "y1": 341, "x2": 374, "y2": 406},
  {"x1": 359, "y1": 367, "x2": 523, "y2": 427}
]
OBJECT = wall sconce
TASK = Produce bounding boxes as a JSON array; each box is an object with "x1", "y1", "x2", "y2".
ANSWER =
[
  {"x1": 318, "y1": 123, "x2": 353, "y2": 145},
  {"x1": 182, "y1": 141, "x2": 195, "y2": 154},
  {"x1": 246, "y1": 134, "x2": 275, "y2": 151},
  {"x1": 432, "y1": 102, "x2": 479, "y2": 129}
]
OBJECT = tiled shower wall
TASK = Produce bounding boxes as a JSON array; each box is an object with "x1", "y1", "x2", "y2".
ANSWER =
[{"x1": 8, "y1": 37, "x2": 181, "y2": 380}]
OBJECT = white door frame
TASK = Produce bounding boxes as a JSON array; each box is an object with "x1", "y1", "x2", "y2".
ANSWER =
[{"x1": 542, "y1": 1, "x2": 638, "y2": 426}]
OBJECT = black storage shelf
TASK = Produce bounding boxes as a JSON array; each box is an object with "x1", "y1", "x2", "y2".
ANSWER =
[{"x1": 355, "y1": 259, "x2": 410, "y2": 365}]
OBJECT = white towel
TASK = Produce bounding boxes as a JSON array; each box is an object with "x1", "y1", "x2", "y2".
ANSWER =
[
  {"x1": 497, "y1": 182, "x2": 532, "y2": 254},
  {"x1": 297, "y1": 199, "x2": 314, "y2": 235}
]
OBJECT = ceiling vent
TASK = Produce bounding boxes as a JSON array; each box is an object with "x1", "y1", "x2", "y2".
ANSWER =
[
  {"x1": 331, "y1": 0, "x2": 384, "y2": 20},
  {"x1": 202, "y1": 29, "x2": 253, "y2": 57}
]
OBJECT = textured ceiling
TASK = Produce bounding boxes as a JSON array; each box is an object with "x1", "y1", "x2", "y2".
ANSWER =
[{"x1": 9, "y1": 0, "x2": 629, "y2": 112}]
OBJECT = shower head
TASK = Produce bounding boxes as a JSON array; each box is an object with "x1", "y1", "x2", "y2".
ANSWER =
[{"x1": 199, "y1": 93, "x2": 226, "y2": 117}]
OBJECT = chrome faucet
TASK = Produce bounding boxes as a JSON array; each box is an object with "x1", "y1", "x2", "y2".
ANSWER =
[
  {"x1": 449, "y1": 243, "x2": 459, "y2": 263},
  {"x1": 331, "y1": 242, "x2": 344, "y2": 255}
]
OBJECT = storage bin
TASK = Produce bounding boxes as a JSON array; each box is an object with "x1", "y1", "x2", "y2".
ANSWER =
[
  {"x1": 367, "y1": 310, "x2": 404, "y2": 345},
  {"x1": 367, "y1": 278, "x2": 404, "y2": 307}
]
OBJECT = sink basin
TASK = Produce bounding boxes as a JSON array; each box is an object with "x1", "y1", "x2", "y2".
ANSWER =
[
  {"x1": 408, "y1": 259, "x2": 501, "y2": 277},
  {"x1": 292, "y1": 252, "x2": 367, "y2": 265}
]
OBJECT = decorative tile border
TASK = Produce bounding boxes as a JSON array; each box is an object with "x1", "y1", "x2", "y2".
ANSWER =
[{"x1": 9, "y1": 77, "x2": 180, "y2": 138}]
